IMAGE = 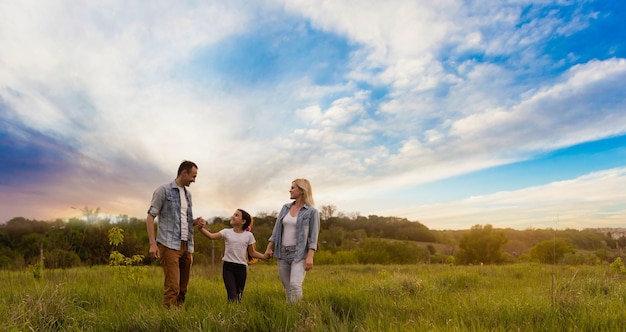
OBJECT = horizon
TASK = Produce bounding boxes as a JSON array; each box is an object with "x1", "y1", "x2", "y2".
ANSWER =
[
  {"x1": 2, "y1": 211, "x2": 625, "y2": 233},
  {"x1": 1, "y1": 1, "x2": 625, "y2": 230}
]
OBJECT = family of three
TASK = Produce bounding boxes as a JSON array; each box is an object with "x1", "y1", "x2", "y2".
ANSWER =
[{"x1": 145, "y1": 160, "x2": 321, "y2": 308}]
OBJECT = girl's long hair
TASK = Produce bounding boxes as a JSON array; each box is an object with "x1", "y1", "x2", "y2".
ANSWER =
[{"x1": 239, "y1": 209, "x2": 258, "y2": 264}]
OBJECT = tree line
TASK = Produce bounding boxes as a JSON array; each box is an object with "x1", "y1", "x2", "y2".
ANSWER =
[{"x1": 1, "y1": 206, "x2": 624, "y2": 269}]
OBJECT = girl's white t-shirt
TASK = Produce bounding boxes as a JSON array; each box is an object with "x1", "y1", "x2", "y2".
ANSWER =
[{"x1": 219, "y1": 228, "x2": 256, "y2": 265}]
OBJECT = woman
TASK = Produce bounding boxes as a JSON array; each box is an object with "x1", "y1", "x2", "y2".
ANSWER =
[
  {"x1": 264, "y1": 179, "x2": 320, "y2": 302},
  {"x1": 197, "y1": 209, "x2": 267, "y2": 302}
]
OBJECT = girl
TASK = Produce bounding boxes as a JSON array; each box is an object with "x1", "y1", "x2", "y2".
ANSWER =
[{"x1": 197, "y1": 209, "x2": 267, "y2": 302}]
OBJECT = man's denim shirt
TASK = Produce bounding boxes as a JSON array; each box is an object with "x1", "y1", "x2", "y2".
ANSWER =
[
  {"x1": 269, "y1": 202, "x2": 320, "y2": 260},
  {"x1": 147, "y1": 180, "x2": 195, "y2": 253}
]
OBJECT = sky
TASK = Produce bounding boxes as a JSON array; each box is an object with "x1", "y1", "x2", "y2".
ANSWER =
[{"x1": 1, "y1": 0, "x2": 625, "y2": 230}]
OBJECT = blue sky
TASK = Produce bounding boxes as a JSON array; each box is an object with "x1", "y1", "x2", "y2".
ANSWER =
[{"x1": 1, "y1": 0, "x2": 625, "y2": 230}]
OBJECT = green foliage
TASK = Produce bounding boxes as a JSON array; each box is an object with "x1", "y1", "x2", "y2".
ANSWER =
[
  {"x1": 109, "y1": 252, "x2": 144, "y2": 267},
  {"x1": 356, "y1": 238, "x2": 430, "y2": 264},
  {"x1": 561, "y1": 229, "x2": 609, "y2": 250},
  {"x1": 430, "y1": 253, "x2": 456, "y2": 265},
  {"x1": 456, "y1": 224, "x2": 507, "y2": 264},
  {"x1": 108, "y1": 227, "x2": 145, "y2": 285},
  {"x1": 0, "y1": 246, "x2": 22, "y2": 269},
  {"x1": 108, "y1": 227, "x2": 125, "y2": 247},
  {"x1": 0, "y1": 213, "x2": 620, "y2": 270},
  {"x1": 529, "y1": 238, "x2": 575, "y2": 264},
  {"x1": 446, "y1": 255, "x2": 455, "y2": 265},
  {"x1": 46, "y1": 249, "x2": 81, "y2": 269},
  {"x1": 617, "y1": 236, "x2": 626, "y2": 249},
  {"x1": 31, "y1": 262, "x2": 43, "y2": 279},
  {"x1": 315, "y1": 250, "x2": 359, "y2": 265},
  {"x1": 322, "y1": 214, "x2": 435, "y2": 243},
  {"x1": 609, "y1": 257, "x2": 626, "y2": 274},
  {"x1": 18, "y1": 233, "x2": 43, "y2": 262},
  {"x1": 0, "y1": 255, "x2": 12, "y2": 269}
]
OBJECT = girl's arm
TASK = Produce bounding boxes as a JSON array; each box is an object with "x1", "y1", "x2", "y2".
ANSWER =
[
  {"x1": 197, "y1": 226, "x2": 222, "y2": 240},
  {"x1": 248, "y1": 244, "x2": 268, "y2": 261}
]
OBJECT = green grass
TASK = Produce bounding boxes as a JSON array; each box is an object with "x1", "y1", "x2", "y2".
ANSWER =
[{"x1": 1, "y1": 263, "x2": 625, "y2": 331}]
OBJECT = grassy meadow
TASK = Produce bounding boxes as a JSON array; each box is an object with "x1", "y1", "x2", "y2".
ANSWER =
[{"x1": 1, "y1": 263, "x2": 625, "y2": 331}]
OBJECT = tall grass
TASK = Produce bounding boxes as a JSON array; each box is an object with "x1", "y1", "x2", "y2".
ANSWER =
[{"x1": 1, "y1": 263, "x2": 625, "y2": 331}]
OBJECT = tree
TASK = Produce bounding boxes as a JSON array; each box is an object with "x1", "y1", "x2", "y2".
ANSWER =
[
  {"x1": 75, "y1": 206, "x2": 101, "y2": 224},
  {"x1": 456, "y1": 224, "x2": 507, "y2": 264},
  {"x1": 530, "y1": 238, "x2": 575, "y2": 264},
  {"x1": 319, "y1": 205, "x2": 337, "y2": 221},
  {"x1": 618, "y1": 236, "x2": 626, "y2": 250}
]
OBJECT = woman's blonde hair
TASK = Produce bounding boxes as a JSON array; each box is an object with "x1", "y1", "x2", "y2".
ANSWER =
[{"x1": 293, "y1": 178, "x2": 315, "y2": 207}]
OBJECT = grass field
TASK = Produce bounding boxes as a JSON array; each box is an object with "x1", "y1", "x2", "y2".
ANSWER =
[{"x1": 1, "y1": 263, "x2": 625, "y2": 331}]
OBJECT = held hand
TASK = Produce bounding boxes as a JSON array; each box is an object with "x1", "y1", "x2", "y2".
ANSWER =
[
  {"x1": 195, "y1": 217, "x2": 206, "y2": 228},
  {"x1": 264, "y1": 249, "x2": 273, "y2": 259}
]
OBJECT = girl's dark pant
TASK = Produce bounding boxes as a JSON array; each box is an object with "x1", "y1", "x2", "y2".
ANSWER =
[{"x1": 223, "y1": 261, "x2": 247, "y2": 302}]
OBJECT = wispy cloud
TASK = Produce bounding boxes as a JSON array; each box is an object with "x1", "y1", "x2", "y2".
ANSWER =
[
  {"x1": 394, "y1": 168, "x2": 626, "y2": 230},
  {"x1": 0, "y1": 1, "x2": 624, "y2": 229}
]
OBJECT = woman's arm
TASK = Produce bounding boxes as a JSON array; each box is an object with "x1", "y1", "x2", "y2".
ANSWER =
[
  {"x1": 304, "y1": 249, "x2": 315, "y2": 270},
  {"x1": 264, "y1": 241, "x2": 274, "y2": 258},
  {"x1": 304, "y1": 208, "x2": 321, "y2": 270}
]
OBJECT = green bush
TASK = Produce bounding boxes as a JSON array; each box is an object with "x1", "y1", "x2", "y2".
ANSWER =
[
  {"x1": 315, "y1": 250, "x2": 359, "y2": 264},
  {"x1": 356, "y1": 238, "x2": 429, "y2": 264},
  {"x1": 46, "y1": 249, "x2": 81, "y2": 269},
  {"x1": 609, "y1": 257, "x2": 626, "y2": 274},
  {"x1": 0, "y1": 255, "x2": 13, "y2": 269}
]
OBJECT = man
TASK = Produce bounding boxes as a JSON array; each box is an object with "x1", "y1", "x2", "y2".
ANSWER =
[{"x1": 146, "y1": 160, "x2": 203, "y2": 308}]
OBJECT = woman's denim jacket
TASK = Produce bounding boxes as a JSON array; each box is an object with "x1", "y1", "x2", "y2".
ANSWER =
[{"x1": 269, "y1": 202, "x2": 320, "y2": 260}]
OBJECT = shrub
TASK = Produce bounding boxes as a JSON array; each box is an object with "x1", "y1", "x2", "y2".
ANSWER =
[
  {"x1": 356, "y1": 238, "x2": 429, "y2": 264},
  {"x1": 46, "y1": 249, "x2": 81, "y2": 268},
  {"x1": 315, "y1": 250, "x2": 359, "y2": 265},
  {"x1": 108, "y1": 227, "x2": 146, "y2": 285},
  {"x1": 609, "y1": 257, "x2": 626, "y2": 274}
]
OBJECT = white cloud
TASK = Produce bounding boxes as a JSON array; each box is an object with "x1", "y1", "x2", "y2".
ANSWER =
[
  {"x1": 296, "y1": 104, "x2": 323, "y2": 123},
  {"x1": 0, "y1": 2, "x2": 271, "y2": 192},
  {"x1": 0, "y1": 1, "x2": 624, "y2": 231},
  {"x1": 449, "y1": 58, "x2": 626, "y2": 154},
  {"x1": 386, "y1": 168, "x2": 626, "y2": 230}
]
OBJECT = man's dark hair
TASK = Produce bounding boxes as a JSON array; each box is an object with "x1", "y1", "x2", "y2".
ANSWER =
[{"x1": 177, "y1": 160, "x2": 198, "y2": 176}]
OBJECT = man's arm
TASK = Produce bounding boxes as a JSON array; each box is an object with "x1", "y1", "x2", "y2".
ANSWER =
[{"x1": 146, "y1": 214, "x2": 159, "y2": 258}]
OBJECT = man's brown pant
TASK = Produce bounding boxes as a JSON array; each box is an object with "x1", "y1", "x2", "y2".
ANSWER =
[{"x1": 158, "y1": 241, "x2": 192, "y2": 308}]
